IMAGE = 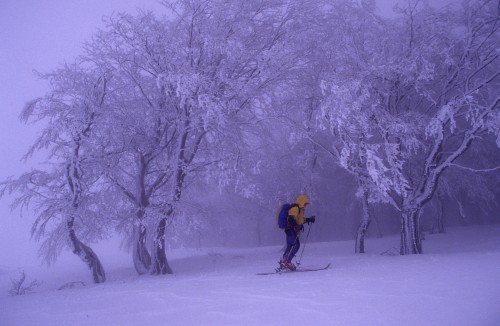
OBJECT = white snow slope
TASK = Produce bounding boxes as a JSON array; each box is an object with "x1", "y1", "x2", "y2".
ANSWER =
[{"x1": 1, "y1": 225, "x2": 499, "y2": 326}]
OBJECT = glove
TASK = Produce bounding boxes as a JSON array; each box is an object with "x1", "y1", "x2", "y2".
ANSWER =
[{"x1": 306, "y1": 216, "x2": 316, "y2": 224}]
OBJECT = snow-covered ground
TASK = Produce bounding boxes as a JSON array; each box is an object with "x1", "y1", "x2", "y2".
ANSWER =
[{"x1": 1, "y1": 225, "x2": 499, "y2": 326}]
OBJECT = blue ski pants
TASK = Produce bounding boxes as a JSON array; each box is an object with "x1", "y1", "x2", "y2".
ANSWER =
[{"x1": 283, "y1": 228, "x2": 300, "y2": 261}]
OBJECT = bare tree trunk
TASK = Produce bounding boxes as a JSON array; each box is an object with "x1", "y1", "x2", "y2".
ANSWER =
[
  {"x1": 152, "y1": 218, "x2": 173, "y2": 275},
  {"x1": 67, "y1": 216, "x2": 106, "y2": 283},
  {"x1": 150, "y1": 209, "x2": 175, "y2": 275},
  {"x1": 355, "y1": 188, "x2": 371, "y2": 253},
  {"x1": 133, "y1": 224, "x2": 151, "y2": 275},
  {"x1": 65, "y1": 141, "x2": 106, "y2": 283},
  {"x1": 400, "y1": 207, "x2": 422, "y2": 254},
  {"x1": 150, "y1": 161, "x2": 186, "y2": 275}
]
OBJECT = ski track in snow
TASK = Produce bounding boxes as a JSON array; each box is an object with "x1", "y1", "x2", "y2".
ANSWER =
[{"x1": 1, "y1": 225, "x2": 500, "y2": 325}]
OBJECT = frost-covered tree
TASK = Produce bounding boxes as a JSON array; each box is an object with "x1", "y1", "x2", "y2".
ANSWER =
[
  {"x1": 374, "y1": 0, "x2": 499, "y2": 254},
  {"x1": 285, "y1": 0, "x2": 392, "y2": 253},
  {"x1": 82, "y1": 10, "x2": 179, "y2": 275},
  {"x1": 151, "y1": 0, "x2": 309, "y2": 255},
  {"x1": 80, "y1": 0, "x2": 298, "y2": 274},
  {"x1": 296, "y1": 0, "x2": 499, "y2": 254},
  {"x1": 319, "y1": 0, "x2": 499, "y2": 254},
  {"x1": 0, "y1": 64, "x2": 109, "y2": 283}
]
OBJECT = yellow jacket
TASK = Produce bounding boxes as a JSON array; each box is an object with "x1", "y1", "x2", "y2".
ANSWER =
[
  {"x1": 288, "y1": 205, "x2": 306, "y2": 225},
  {"x1": 288, "y1": 194, "x2": 310, "y2": 225}
]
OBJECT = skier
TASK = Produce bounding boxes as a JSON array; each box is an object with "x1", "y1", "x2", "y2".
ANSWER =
[{"x1": 280, "y1": 194, "x2": 315, "y2": 271}]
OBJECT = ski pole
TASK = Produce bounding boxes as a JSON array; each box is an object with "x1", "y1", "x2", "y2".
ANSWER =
[{"x1": 296, "y1": 222, "x2": 312, "y2": 266}]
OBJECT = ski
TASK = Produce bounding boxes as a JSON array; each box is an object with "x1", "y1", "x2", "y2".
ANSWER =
[{"x1": 256, "y1": 263, "x2": 331, "y2": 275}]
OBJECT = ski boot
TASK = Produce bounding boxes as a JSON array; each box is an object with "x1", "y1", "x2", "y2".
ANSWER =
[{"x1": 278, "y1": 258, "x2": 296, "y2": 271}]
